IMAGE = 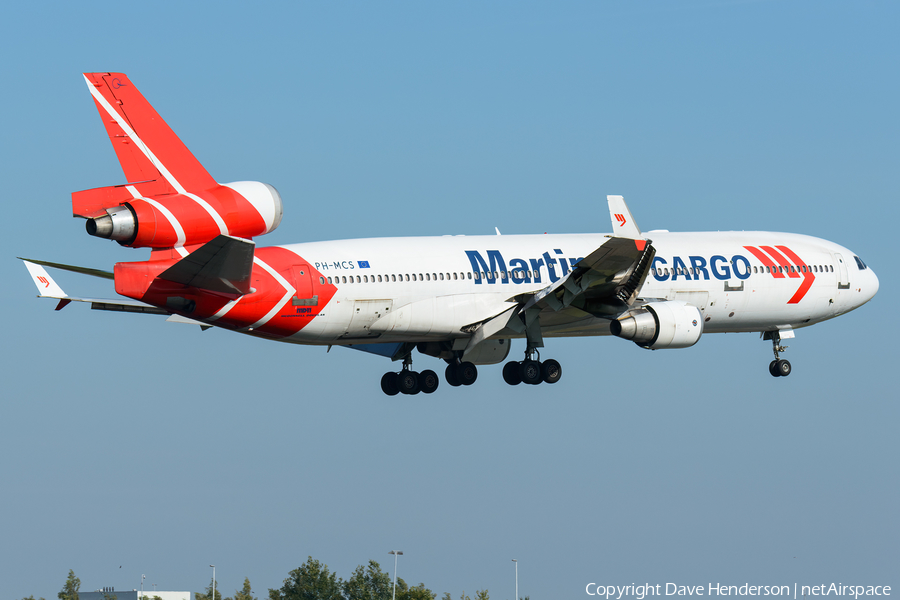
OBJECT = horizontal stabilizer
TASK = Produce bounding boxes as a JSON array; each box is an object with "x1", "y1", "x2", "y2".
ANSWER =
[{"x1": 158, "y1": 235, "x2": 255, "y2": 295}]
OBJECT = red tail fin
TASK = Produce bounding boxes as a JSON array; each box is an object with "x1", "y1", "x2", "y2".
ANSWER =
[{"x1": 83, "y1": 73, "x2": 217, "y2": 194}]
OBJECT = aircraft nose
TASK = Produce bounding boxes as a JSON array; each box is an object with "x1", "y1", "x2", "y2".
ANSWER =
[{"x1": 866, "y1": 267, "x2": 879, "y2": 302}]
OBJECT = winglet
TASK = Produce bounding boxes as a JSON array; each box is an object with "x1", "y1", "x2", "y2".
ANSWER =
[
  {"x1": 607, "y1": 195, "x2": 642, "y2": 238},
  {"x1": 23, "y1": 261, "x2": 68, "y2": 299}
]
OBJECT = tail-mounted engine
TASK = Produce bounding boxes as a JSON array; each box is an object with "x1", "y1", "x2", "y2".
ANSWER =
[
  {"x1": 610, "y1": 301, "x2": 703, "y2": 349},
  {"x1": 74, "y1": 180, "x2": 283, "y2": 249},
  {"x1": 75, "y1": 72, "x2": 283, "y2": 250}
]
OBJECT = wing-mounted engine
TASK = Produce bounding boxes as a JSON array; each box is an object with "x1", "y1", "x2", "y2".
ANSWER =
[
  {"x1": 74, "y1": 72, "x2": 283, "y2": 250},
  {"x1": 610, "y1": 301, "x2": 703, "y2": 349}
]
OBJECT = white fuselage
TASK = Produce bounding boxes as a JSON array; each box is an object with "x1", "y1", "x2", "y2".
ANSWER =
[{"x1": 272, "y1": 230, "x2": 878, "y2": 346}]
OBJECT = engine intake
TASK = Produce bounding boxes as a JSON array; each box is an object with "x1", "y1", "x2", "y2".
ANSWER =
[{"x1": 610, "y1": 301, "x2": 703, "y2": 349}]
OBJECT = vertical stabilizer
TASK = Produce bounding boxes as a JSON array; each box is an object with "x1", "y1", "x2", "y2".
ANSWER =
[{"x1": 83, "y1": 73, "x2": 217, "y2": 194}]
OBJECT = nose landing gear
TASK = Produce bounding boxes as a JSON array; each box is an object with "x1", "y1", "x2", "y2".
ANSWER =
[{"x1": 767, "y1": 330, "x2": 792, "y2": 377}]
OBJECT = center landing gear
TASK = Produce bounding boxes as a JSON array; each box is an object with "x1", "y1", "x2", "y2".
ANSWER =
[
  {"x1": 502, "y1": 347, "x2": 562, "y2": 386},
  {"x1": 381, "y1": 354, "x2": 439, "y2": 396},
  {"x1": 445, "y1": 360, "x2": 478, "y2": 387},
  {"x1": 767, "y1": 331, "x2": 792, "y2": 377}
]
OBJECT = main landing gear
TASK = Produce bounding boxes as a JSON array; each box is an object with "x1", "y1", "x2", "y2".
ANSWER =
[
  {"x1": 767, "y1": 331, "x2": 792, "y2": 378},
  {"x1": 502, "y1": 347, "x2": 562, "y2": 386},
  {"x1": 381, "y1": 354, "x2": 439, "y2": 396}
]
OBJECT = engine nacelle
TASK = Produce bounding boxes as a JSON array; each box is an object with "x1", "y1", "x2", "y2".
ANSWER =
[
  {"x1": 78, "y1": 181, "x2": 283, "y2": 249},
  {"x1": 610, "y1": 301, "x2": 703, "y2": 349}
]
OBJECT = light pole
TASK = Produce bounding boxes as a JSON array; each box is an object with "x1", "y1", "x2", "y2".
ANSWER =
[
  {"x1": 512, "y1": 559, "x2": 518, "y2": 600},
  {"x1": 388, "y1": 551, "x2": 403, "y2": 600},
  {"x1": 141, "y1": 574, "x2": 145, "y2": 600},
  {"x1": 210, "y1": 565, "x2": 216, "y2": 600}
]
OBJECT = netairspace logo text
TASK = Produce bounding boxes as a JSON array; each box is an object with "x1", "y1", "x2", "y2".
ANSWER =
[{"x1": 585, "y1": 584, "x2": 892, "y2": 600}]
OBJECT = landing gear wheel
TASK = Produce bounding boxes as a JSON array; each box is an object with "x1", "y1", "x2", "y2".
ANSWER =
[
  {"x1": 502, "y1": 361, "x2": 522, "y2": 385},
  {"x1": 775, "y1": 359, "x2": 791, "y2": 377},
  {"x1": 397, "y1": 370, "x2": 420, "y2": 395},
  {"x1": 519, "y1": 360, "x2": 543, "y2": 385},
  {"x1": 769, "y1": 360, "x2": 780, "y2": 377},
  {"x1": 541, "y1": 359, "x2": 562, "y2": 384},
  {"x1": 457, "y1": 361, "x2": 478, "y2": 386},
  {"x1": 445, "y1": 363, "x2": 461, "y2": 387},
  {"x1": 418, "y1": 369, "x2": 439, "y2": 394},
  {"x1": 381, "y1": 372, "x2": 400, "y2": 396}
]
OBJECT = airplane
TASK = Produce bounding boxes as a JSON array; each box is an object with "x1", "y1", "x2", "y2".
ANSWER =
[{"x1": 22, "y1": 72, "x2": 879, "y2": 395}]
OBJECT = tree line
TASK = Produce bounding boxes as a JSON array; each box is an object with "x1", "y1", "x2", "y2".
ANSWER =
[{"x1": 21, "y1": 558, "x2": 527, "y2": 600}]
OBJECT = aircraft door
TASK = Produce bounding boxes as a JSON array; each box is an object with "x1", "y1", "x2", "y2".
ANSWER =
[
  {"x1": 833, "y1": 253, "x2": 850, "y2": 290},
  {"x1": 290, "y1": 264, "x2": 318, "y2": 306}
]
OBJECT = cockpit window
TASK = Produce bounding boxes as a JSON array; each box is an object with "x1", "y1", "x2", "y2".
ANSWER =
[{"x1": 854, "y1": 256, "x2": 868, "y2": 270}]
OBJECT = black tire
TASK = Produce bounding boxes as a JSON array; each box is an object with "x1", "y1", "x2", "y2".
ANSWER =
[
  {"x1": 445, "y1": 363, "x2": 461, "y2": 387},
  {"x1": 776, "y1": 359, "x2": 792, "y2": 377},
  {"x1": 418, "y1": 369, "x2": 439, "y2": 394},
  {"x1": 541, "y1": 359, "x2": 562, "y2": 384},
  {"x1": 519, "y1": 360, "x2": 542, "y2": 385},
  {"x1": 769, "y1": 360, "x2": 781, "y2": 377},
  {"x1": 398, "y1": 370, "x2": 420, "y2": 395},
  {"x1": 457, "y1": 361, "x2": 478, "y2": 386},
  {"x1": 381, "y1": 372, "x2": 400, "y2": 396},
  {"x1": 502, "y1": 361, "x2": 522, "y2": 385}
]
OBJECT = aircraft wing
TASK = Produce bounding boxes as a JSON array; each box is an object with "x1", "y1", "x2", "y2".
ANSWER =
[
  {"x1": 23, "y1": 259, "x2": 167, "y2": 314},
  {"x1": 460, "y1": 236, "x2": 655, "y2": 355}
]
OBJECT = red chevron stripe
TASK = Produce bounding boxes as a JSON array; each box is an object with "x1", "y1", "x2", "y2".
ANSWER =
[
  {"x1": 743, "y1": 246, "x2": 784, "y2": 278},
  {"x1": 760, "y1": 246, "x2": 800, "y2": 279},
  {"x1": 775, "y1": 245, "x2": 816, "y2": 304}
]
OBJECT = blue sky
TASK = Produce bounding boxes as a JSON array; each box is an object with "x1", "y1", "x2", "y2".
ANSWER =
[{"x1": 1, "y1": 1, "x2": 897, "y2": 599}]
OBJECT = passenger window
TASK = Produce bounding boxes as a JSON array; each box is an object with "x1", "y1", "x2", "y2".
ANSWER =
[
  {"x1": 405, "y1": 274, "x2": 410, "y2": 282},
  {"x1": 327, "y1": 276, "x2": 333, "y2": 284},
  {"x1": 320, "y1": 276, "x2": 325, "y2": 284},
  {"x1": 342, "y1": 276, "x2": 347, "y2": 284},
  {"x1": 419, "y1": 273, "x2": 423, "y2": 281},
  {"x1": 467, "y1": 272, "x2": 472, "y2": 280}
]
